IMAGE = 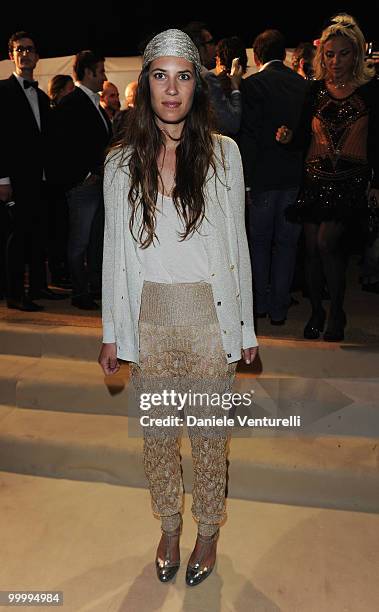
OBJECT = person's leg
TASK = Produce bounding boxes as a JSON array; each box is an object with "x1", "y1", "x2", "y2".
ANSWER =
[
  {"x1": 302, "y1": 222, "x2": 327, "y2": 338},
  {"x1": 28, "y1": 187, "x2": 49, "y2": 295},
  {"x1": 270, "y1": 188, "x2": 301, "y2": 321},
  {"x1": 318, "y1": 221, "x2": 347, "y2": 340},
  {"x1": 5, "y1": 205, "x2": 26, "y2": 304},
  {"x1": 130, "y1": 320, "x2": 184, "y2": 531},
  {"x1": 361, "y1": 234, "x2": 379, "y2": 292},
  {"x1": 87, "y1": 184, "x2": 104, "y2": 297},
  {"x1": 130, "y1": 315, "x2": 184, "y2": 582},
  {"x1": 67, "y1": 182, "x2": 99, "y2": 301},
  {"x1": 247, "y1": 191, "x2": 275, "y2": 315},
  {"x1": 0, "y1": 204, "x2": 11, "y2": 298},
  {"x1": 183, "y1": 310, "x2": 236, "y2": 585}
]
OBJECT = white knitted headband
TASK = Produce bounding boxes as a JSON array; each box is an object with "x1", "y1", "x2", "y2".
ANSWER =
[{"x1": 142, "y1": 28, "x2": 202, "y2": 73}]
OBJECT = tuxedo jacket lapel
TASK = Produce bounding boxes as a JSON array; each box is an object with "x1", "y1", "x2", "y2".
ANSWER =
[{"x1": 9, "y1": 75, "x2": 41, "y2": 135}]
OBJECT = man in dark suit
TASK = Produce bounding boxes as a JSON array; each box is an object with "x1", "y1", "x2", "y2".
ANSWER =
[
  {"x1": 0, "y1": 31, "x2": 62, "y2": 311},
  {"x1": 239, "y1": 30, "x2": 308, "y2": 325},
  {"x1": 52, "y1": 50, "x2": 111, "y2": 309}
]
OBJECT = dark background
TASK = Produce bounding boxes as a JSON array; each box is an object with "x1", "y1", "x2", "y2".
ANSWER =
[{"x1": 0, "y1": 1, "x2": 376, "y2": 59}]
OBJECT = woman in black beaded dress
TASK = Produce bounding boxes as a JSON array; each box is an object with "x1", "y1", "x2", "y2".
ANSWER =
[{"x1": 277, "y1": 17, "x2": 379, "y2": 341}]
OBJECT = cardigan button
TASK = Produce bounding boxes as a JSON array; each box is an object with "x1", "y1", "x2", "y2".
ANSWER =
[
  {"x1": 211, "y1": 273, "x2": 215, "y2": 277},
  {"x1": 230, "y1": 264, "x2": 234, "y2": 270},
  {"x1": 223, "y1": 330, "x2": 227, "y2": 334},
  {"x1": 241, "y1": 321, "x2": 244, "y2": 326},
  {"x1": 227, "y1": 353, "x2": 231, "y2": 358},
  {"x1": 217, "y1": 301, "x2": 221, "y2": 306}
]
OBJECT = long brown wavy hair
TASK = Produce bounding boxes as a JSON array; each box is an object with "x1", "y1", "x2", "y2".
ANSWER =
[{"x1": 110, "y1": 63, "x2": 217, "y2": 248}]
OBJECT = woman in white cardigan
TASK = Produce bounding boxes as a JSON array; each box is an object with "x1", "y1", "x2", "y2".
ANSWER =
[{"x1": 98, "y1": 29, "x2": 258, "y2": 587}]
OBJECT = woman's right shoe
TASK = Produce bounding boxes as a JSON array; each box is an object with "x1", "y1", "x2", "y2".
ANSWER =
[
  {"x1": 323, "y1": 311, "x2": 347, "y2": 342},
  {"x1": 303, "y1": 308, "x2": 326, "y2": 340},
  {"x1": 155, "y1": 524, "x2": 181, "y2": 583}
]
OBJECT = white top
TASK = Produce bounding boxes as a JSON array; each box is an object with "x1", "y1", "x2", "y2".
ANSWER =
[
  {"x1": 102, "y1": 135, "x2": 258, "y2": 364},
  {"x1": 137, "y1": 193, "x2": 209, "y2": 283}
]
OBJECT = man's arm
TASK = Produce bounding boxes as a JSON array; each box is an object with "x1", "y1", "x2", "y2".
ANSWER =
[{"x1": 238, "y1": 78, "x2": 264, "y2": 189}]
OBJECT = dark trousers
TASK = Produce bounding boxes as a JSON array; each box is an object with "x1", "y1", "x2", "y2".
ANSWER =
[
  {"x1": 47, "y1": 187, "x2": 70, "y2": 281},
  {"x1": 5, "y1": 183, "x2": 48, "y2": 302},
  {"x1": 0, "y1": 203, "x2": 12, "y2": 297},
  {"x1": 66, "y1": 177, "x2": 104, "y2": 298},
  {"x1": 247, "y1": 188, "x2": 301, "y2": 320}
]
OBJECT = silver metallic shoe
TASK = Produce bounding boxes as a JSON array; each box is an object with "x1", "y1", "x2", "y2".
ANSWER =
[
  {"x1": 185, "y1": 529, "x2": 219, "y2": 587},
  {"x1": 155, "y1": 522, "x2": 182, "y2": 583}
]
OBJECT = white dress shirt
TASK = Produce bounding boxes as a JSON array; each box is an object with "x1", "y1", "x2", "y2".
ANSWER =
[{"x1": 258, "y1": 59, "x2": 283, "y2": 72}]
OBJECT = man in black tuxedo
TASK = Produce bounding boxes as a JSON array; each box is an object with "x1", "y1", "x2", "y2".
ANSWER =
[
  {"x1": 239, "y1": 30, "x2": 309, "y2": 325},
  {"x1": 0, "y1": 31, "x2": 62, "y2": 311},
  {"x1": 52, "y1": 50, "x2": 111, "y2": 310}
]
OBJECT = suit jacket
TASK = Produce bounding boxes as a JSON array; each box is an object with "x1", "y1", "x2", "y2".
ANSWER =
[
  {"x1": 50, "y1": 86, "x2": 112, "y2": 191},
  {"x1": 0, "y1": 74, "x2": 50, "y2": 196},
  {"x1": 239, "y1": 61, "x2": 309, "y2": 192}
]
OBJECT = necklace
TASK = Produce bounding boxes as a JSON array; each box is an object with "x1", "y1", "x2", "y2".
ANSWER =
[
  {"x1": 327, "y1": 78, "x2": 351, "y2": 90},
  {"x1": 160, "y1": 128, "x2": 182, "y2": 142}
]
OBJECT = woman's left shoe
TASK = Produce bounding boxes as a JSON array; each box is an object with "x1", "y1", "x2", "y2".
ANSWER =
[{"x1": 185, "y1": 529, "x2": 219, "y2": 587}]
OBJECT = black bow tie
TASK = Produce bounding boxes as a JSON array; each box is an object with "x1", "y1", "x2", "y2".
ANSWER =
[{"x1": 24, "y1": 80, "x2": 38, "y2": 90}]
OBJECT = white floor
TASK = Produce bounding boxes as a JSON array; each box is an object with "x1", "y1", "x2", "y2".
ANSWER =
[{"x1": 1, "y1": 471, "x2": 378, "y2": 612}]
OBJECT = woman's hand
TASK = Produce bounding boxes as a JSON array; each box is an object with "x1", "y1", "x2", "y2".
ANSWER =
[
  {"x1": 98, "y1": 342, "x2": 120, "y2": 375},
  {"x1": 276, "y1": 125, "x2": 293, "y2": 144},
  {"x1": 242, "y1": 346, "x2": 258, "y2": 365}
]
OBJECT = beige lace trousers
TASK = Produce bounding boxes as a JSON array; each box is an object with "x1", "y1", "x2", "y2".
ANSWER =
[{"x1": 130, "y1": 281, "x2": 237, "y2": 536}]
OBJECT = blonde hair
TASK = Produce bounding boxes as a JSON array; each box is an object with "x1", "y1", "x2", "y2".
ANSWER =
[{"x1": 314, "y1": 18, "x2": 375, "y2": 86}]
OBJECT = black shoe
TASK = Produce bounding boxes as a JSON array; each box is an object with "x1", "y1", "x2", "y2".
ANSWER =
[
  {"x1": 156, "y1": 524, "x2": 181, "y2": 583},
  {"x1": 362, "y1": 281, "x2": 379, "y2": 294},
  {"x1": 323, "y1": 311, "x2": 347, "y2": 342},
  {"x1": 186, "y1": 530, "x2": 219, "y2": 587},
  {"x1": 29, "y1": 288, "x2": 67, "y2": 301},
  {"x1": 51, "y1": 277, "x2": 72, "y2": 289},
  {"x1": 255, "y1": 312, "x2": 267, "y2": 319},
  {"x1": 89, "y1": 290, "x2": 102, "y2": 300},
  {"x1": 304, "y1": 308, "x2": 326, "y2": 340},
  {"x1": 7, "y1": 298, "x2": 44, "y2": 312},
  {"x1": 270, "y1": 318, "x2": 286, "y2": 326},
  {"x1": 71, "y1": 296, "x2": 99, "y2": 310}
]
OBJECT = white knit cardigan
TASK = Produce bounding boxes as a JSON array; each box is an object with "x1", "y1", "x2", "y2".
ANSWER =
[{"x1": 102, "y1": 134, "x2": 258, "y2": 364}]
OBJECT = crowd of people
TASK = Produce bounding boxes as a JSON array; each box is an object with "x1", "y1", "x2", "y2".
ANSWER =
[
  {"x1": 1, "y1": 13, "x2": 378, "y2": 588},
  {"x1": 0, "y1": 15, "x2": 378, "y2": 334}
]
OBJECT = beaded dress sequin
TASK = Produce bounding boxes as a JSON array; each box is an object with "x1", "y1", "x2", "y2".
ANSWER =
[{"x1": 291, "y1": 81, "x2": 371, "y2": 223}]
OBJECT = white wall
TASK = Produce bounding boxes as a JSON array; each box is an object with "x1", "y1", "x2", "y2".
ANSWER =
[{"x1": 0, "y1": 50, "x2": 294, "y2": 105}]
